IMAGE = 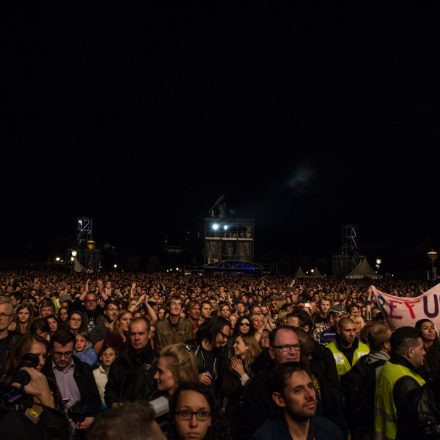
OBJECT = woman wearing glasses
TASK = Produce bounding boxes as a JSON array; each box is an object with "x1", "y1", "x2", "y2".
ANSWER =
[
  {"x1": 233, "y1": 316, "x2": 252, "y2": 337},
  {"x1": 169, "y1": 384, "x2": 230, "y2": 440}
]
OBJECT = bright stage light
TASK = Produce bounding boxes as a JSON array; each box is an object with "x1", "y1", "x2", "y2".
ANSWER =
[
  {"x1": 223, "y1": 225, "x2": 229, "y2": 231},
  {"x1": 55, "y1": 257, "x2": 61, "y2": 262},
  {"x1": 71, "y1": 250, "x2": 77, "y2": 257},
  {"x1": 212, "y1": 223, "x2": 220, "y2": 231}
]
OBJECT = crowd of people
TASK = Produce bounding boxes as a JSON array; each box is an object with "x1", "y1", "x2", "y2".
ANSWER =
[{"x1": 0, "y1": 270, "x2": 439, "y2": 440}]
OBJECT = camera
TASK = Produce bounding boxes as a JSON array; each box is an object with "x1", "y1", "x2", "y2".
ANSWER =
[
  {"x1": 0, "y1": 353, "x2": 39, "y2": 405},
  {"x1": 1, "y1": 353, "x2": 39, "y2": 388}
]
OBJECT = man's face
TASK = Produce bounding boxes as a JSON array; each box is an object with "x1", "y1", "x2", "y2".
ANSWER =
[
  {"x1": 214, "y1": 325, "x2": 231, "y2": 348},
  {"x1": 105, "y1": 304, "x2": 119, "y2": 323},
  {"x1": 52, "y1": 341, "x2": 74, "y2": 370},
  {"x1": 351, "y1": 307, "x2": 360, "y2": 317},
  {"x1": 85, "y1": 294, "x2": 98, "y2": 311},
  {"x1": 338, "y1": 322, "x2": 356, "y2": 346},
  {"x1": 0, "y1": 303, "x2": 13, "y2": 332},
  {"x1": 129, "y1": 321, "x2": 150, "y2": 350},
  {"x1": 273, "y1": 370, "x2": 317, "y2": 420},
  {"x1": 40, "y1": 306, "x2": 53, "y2": 318},
  {"x1": 320, "y1": 300, "x2": 331, "y2": 315},
  {"x1": 170, "y1": 300, "x2": 182, "y2": 317},
  {"x1": 190, "y1": 304, "x2": 200, "y2": 320},
  {"x1": 269, "y1": 329, "x2": 301, "y2": 363},
  {"x1": 409, "y1": 337, "x2": 426, "y2": 369},
  {"x1": 201, "y1": 304, "x2": 212, "y2": 319}
]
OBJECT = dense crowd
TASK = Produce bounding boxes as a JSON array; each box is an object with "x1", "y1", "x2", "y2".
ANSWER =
[{"x1": 0, "y1": 270, "x2": 439, "y2": 440}]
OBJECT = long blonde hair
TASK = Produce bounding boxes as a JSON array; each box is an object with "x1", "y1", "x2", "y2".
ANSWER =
[
  {"x1": 237, "y1": 334, "x2": 262, "y2": 374},
  {"x1": 160, "y1": 343, "x2": 199, "y2": 388}
]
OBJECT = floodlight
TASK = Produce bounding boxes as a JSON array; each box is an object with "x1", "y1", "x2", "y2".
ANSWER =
[
  {"x1": 212, "y1": 223, "x2": 220, "y2": 231},
  {"x1": 70, "y1": 257, "x2": 74, "y2": 262},
  {"x1": 223, "y1": 225, "x2": 229, "y2": 231},
  {"x1": 55, "y1": 257, "x2": 61, "y2": 262},
  {"x1": 71, "y1": 250, "x2": 78, "y2": 257}
]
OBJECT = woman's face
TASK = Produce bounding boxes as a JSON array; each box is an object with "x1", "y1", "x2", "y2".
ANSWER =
[
  {"x1": 252, "y1": 315, "x2": 263, "y2": 330},
  {"x1": 260, "y1": 330, "x2": 270, "y2": 348},
  {"x1": 174, "y1": 390, "x2": 212, "y2": 440},
  {"x1": 353, "y1": 319, "x2": 363, "y2": 333},
  {"x1": 29, "y1": 341, "x2": 47, "y2": 371},
  {"x1": 238, "y1": 319, "x2": 251, "y2": 335},
  {"x1": 119, "y1": 313, "x2": 132, "y2": 332},
  {"x1": 220, "y1": 305, "x2": 230, "y2": 318},
  {"x1": 101, "y1": 347, "x2": 116, "y2": 368},
  {"x1": 69, "y1": 313, "x2": 82, "y2": 330},
  {"x1": 233, "y1": 336, "x2": 248, "y2": 358},
  {"x1": 154, "y1": 356, "x2": 176, "y2": 396},
  {"x1": 158, "y1": 309, "x2": 165, "y2": 320},
  {"x1": 59, "y1": 308, "x2": 68, "y2": 321},
  {"x1": 47, "y1": 318, "x2": 58, "y2": 333},
  {"x1": 421, "y1": 321, "x2": 436, "y2": 341},
  {"x1": 18, "y1": 308, "x2": 30, "y2": 323}
]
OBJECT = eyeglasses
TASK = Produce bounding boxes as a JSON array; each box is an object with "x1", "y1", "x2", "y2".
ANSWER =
[
  {"x1": 53, "y1": 351, "x2": 73, "y2": 358},
  {"x1": 240, "y1": 322, "x2": 250, "y2": 326},
  {"x1": 219, "y1": 330, "x2": 230, "y2": 339},
  {"x1": 272, "y1": 344, "x2": 300, "y2": 352},
  {"x1": 175, "y1": 409, "x2": 211, "y2": 421}
]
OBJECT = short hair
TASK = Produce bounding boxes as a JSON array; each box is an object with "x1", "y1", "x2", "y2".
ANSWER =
[
  {"x1": 269, "y1": 325, "x2": 297, "y2": 348},
  {"x1": 86, "y1": 401, "x2": 155, "y2": 440},
  {"x1": 338, "y1": 317, "x2": 354, "y2": 330},
  {"x1": 0, "y1": 297, "x2": 13, "y2": 312},
  {"x1": 270, "y1": 362, "x2": 311, "y2": 397},
  {"x1": 159, "y1": 343, "x2": 199, "y2": 388},
  {"x1": 39, "y1": 299, "x2": 54, "y2": 310},
  {"x1": 129, "y1": 316, "x2": 150, "y2": 331},
  {"x1": 168, "y1": 295, "x2": 183, "y2": 306},
  {"x1": 367, "y1": 324, "x2": 391, "y2": 352},
  {"x1": 390, "y1": 326, "x2": 422, "y2": 356},
  {"x1": 50, "y1": 329, "x2": 75, "y2": 350}
]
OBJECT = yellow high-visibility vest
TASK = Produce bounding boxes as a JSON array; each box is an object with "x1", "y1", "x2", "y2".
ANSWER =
[
  {"x1": 374, "y1": 361, "x2": 425, "y2": 440},
  {"x1": 327, "y1": 340, "x2": 370, "y2": 376}
]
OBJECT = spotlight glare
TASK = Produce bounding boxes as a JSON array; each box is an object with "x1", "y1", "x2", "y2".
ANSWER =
[
  {"x1": 212, "y1": 223, "x2": 219, "y2": 231},
  {"x1": 223, "y1": 225, "x2": 228, "y2": 231}
]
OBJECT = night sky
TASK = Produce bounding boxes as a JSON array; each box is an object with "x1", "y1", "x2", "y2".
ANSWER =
[{"x1": 3, "y1": 4, "x2": 440, "y2": 274}]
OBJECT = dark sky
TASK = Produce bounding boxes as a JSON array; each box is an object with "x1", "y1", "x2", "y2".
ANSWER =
[{"x1": 3, "y1": 3, "x2": 440, "y2": 273}]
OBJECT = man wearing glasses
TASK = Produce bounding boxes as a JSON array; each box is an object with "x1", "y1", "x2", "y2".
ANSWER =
[
  {"x1": 239, "y1": 326, "x2": 301, "y2": 439},
  {"x1": 0, "y1": 297, "x2": 19, "y2": 366},
  {"x1": 44, "y1": 329, "x2": 101, "y2": 435}
]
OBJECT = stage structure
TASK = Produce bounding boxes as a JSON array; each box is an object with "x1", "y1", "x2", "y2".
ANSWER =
[
  {"x1": 332, "y1": 224, "x2": 361, "y2": 277},
  {"x1": 204, "y1": 218, "x2": 254, "y2": 264},
  {"x1": 74, "y1": 217, "x2": 101, "y2": 272}
]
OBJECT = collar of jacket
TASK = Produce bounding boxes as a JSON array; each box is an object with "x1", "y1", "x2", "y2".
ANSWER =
[{"x1": 390, "y1": 352, "x2": 423, "y2": 376}]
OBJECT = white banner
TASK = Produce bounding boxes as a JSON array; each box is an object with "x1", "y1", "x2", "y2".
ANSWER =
[{"x1": 372, "y1": 283, "x2": 440, "y2": 329}]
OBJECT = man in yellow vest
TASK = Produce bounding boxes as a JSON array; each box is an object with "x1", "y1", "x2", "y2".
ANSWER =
[
  {"x1": 374, "y1": 326, "x2": 426, "y2": 440},
  {"x1": 327, "y1": 317, "x2": 370, "y2": 377}
]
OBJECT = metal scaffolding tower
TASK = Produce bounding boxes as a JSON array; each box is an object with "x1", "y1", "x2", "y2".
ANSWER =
[{"x1": 332, "y1": 224, "x2": 361, "y2": 277}]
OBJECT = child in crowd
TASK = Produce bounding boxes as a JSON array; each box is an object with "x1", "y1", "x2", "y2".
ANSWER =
[
  {"x1": 93, "y1": 345, "x2": 117, "y2": 408},
  {"x1": 74, "y1": 330, "x2": 98, "y2": 368}
]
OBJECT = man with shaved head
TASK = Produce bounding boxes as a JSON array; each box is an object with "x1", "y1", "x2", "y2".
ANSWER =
[{"x1": 327, "y1": 317, "x2": 370, "y2": 377}]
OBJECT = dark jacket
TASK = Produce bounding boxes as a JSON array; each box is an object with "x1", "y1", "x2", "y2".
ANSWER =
[
  {"x1": 250, "y1": 415, "x2": 343, "y2": 440},
  {"x1": 105, "y1": 345, "x2": 157, "y2": 408},
  {"x1": 310, "y1": 342, "x2": 347, "y2": 435},
  {"x1": 396, "y1": 382, "x2": 440, "y2": 440},
  {"x1": 0, "y1": 404, "x2": 71, "y2": 440},
  {"x1": 44, "y1": 356, "x2": 101, "y2": 417}
]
